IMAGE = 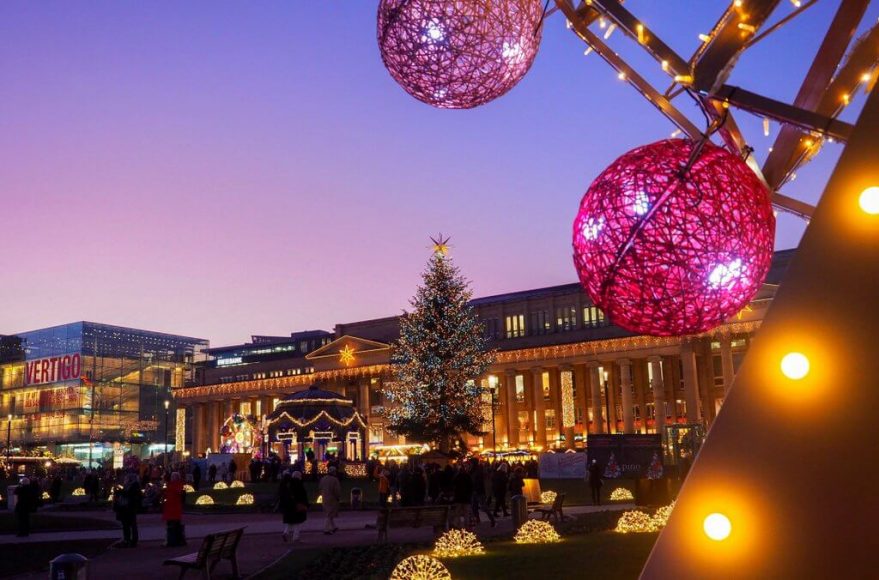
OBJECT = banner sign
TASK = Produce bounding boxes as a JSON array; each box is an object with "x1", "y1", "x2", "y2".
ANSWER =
[
  {"x1": 539, "y1": 451, "x2": 588, "y2": 479},
  {"x1": 19, "y1": 386, "x2": 81, "y2": 414},
  {"x1": 587, "y1": 434, "x2": 663, "y2": 479},
  {"x1": 25, "y1": 353, "x2": 81, "y2": 386}
]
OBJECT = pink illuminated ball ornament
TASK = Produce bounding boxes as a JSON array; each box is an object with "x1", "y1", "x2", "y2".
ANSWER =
[
  {"x1": 572, "y1": 139, "x2": 775, "y2": 336},
  {"x1": 377, "y1": 0, "x2": 544, "y2": 109}
]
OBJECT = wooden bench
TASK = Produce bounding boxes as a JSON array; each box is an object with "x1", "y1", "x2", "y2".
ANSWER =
[
  {"x1": 531, "y1": 493, "x2": 567, "y2": 523},
  {"x1": 376, "y1": 505, "x2": 450, "y2": 542},
  {"x1": 163, "y1": 527, "x2": 245, "y2": 579}
]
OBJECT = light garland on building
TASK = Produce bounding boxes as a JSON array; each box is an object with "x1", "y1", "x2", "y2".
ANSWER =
[
  {"x1": 433, "y1": 529, "x2": 485, "y2": 558},
  {"x1": 266, "y1": 410, "x2": 367, "y2": 431},
  {"x1": 72, "y1": 487, "x2": 85, "y2": 496},
  {"x1": 390, "y1": 555, "x2": 452, "y2": 580},
  {"x1": 230, "y1": 480, "x2": 244, "y2": 488},
  {"x1": 560, "y1": 371, "x2": 575, "y2": 429},
  {"x1": 214, "y1": 482, "x2": 228, "y2": 490},
  {"x1": 514, "y1": 520, "x2": 561, "y2": 544},
  {"x1": 196, "y1": 495, "x2": 214, "y2": 505},
  {"x1": 175, "y1": 407, "x2": 186, "y2": 452},
  {"x1": 236, "y1": 493, "x2": 254, "y2": 505},
  {"x1": 609, "y1": 487, "x2": 634, "y2": 501},
  {"x1": 540, "y1": 490, "x2": 557, "y2": 505}
]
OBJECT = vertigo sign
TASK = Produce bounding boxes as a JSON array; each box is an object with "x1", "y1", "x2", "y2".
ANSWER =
[{"x1": 25, "y1": 353, "x2": 82, "y2": 386}]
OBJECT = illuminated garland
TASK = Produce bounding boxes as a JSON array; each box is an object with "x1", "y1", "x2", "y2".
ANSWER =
[
  {"x1": 540, "y1": 490, "x2": 557, "y2": 505},
  {"x1": 196, "y1": 495, "x2": 214, "y2": 505},
  {"x1": 266, "y1": 409, "x2": 367, "y2": 430},
  {"x1": 561, "y1": 370, "x2": 575, "y2": 428},
  {"x1": 230, "y1": 480, "x2": 245, "y2": 488},
  {"x1": 433, "y1": 529, "x2": 485, "y2": 558},
  {"x1": 609, "y1": 487, "x2": 634, "y2": 501},
  {"x1": 514, "y1": 520, "x2": 561, "y2": 544},
  {"x1": 236, "y1": 493, "x2": 254, "y2": 505},
  {"x1": 175, "y1": 407, "x2": 186, "y2": 452},
  {"x1": 390, "y1": 555, "x2": 452, "y2": 580},
  {"x1": 214, "y1": 482, "x2": 228, "y2": 490}
]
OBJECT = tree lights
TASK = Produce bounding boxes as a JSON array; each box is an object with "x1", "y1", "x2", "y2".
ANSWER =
[
  {"x1": 433, "y1": 529, "x2": 485, "y2": 558},
  {"x1": 514, "y1": 520, "x2": 561, "y2": 544},
  {"x1": 390, "y1": 555, "x2": 452, "y2": 580},
  {"x1": 377, "y1": 0, "x2": 544, "y2": 109},
  {"x1": 572, "y1": 139, "x2": 775, "y2": 336}
]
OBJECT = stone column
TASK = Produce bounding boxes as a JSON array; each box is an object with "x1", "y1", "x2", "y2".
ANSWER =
[
  {"x1": 720, "y1": 336, "x2": 736, "y2": 395},
  {"x1": 588, "y1": 362, "x2": 605, "y2": 434},
  {"x1": 504, "y1": 370, "x2": 519, "y2": 449},
  {"x1": 573, "y1": 364, "x2": 589, "y2": 439},
  {"x1": 617, "y1": 359, "x2": 635, "y2": 433},
  {"x1": 531, "y1": 368, "x2": 547, "y2": 447},
  {"x1": 559, "y1": 366, "x2": 576, "y2": 450},
  {"x1": 648, "y1": 356, "x2": 667, "y2": 434},
  {"x1": 680, "y1": 343, "x2": 703, "y2": 424}
]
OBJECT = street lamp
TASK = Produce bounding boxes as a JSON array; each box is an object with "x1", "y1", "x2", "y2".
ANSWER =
[{"x1": 163, "y1": 400, "x2": 170, "y2": 470}]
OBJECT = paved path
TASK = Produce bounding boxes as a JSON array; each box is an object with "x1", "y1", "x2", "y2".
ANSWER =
[{"x1": 4, "y1": 504, "x2": 631, "y2": 579}]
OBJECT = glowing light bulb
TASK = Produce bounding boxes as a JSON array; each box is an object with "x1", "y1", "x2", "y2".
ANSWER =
[
  {"x1": 790, "y1": 0, "x2": 801, "y2": 7},
  {"x1": 583, "y1": 47, "x2": 593, "y2": 56},
  {"x1": 698, "y1": 33, "x2": 711, "y2": 42},
  {"x1": 617, "y1": 71, "x2": 626, "y2": 80},
  {"x1": 861, "y1": 72, "x2": 871, "y2": 83},
  {"x1": 703, "y1": 513, "x2": 732, "y2": 541},
  {"x1": 781, "y1": 352, "x2": 810, "y2": 380},
  {"x1": 670, "y1": 129, "x2": 682, "y2": 138},
  {"x1": 859, "y1": 186, "x2": 879, "y2": 215},
  {"x1": 661, "y1": 60, "x2": 669, "y2": 72},
  {"x1": 636, "y1": 23, "x2": 645, "y2": 43},
  {"x1": 763, "y1": 117, "x2": 770, "y2": 136},
  {"x1": 604, "y1": 23, "x2": 617, "y2": 39},
  {"x1": 734, "y1": 0, "x2": 743, "y2": 6}
]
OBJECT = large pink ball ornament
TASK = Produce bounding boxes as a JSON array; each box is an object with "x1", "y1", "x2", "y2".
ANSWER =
[
  {"x1": 377, "y1": 0, "x2": 544, "y2": 109},
  {"x1": 572, "y1": 139, "x2": 775, "y2": 336}
]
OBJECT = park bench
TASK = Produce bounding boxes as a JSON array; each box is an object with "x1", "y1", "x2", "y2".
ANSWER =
[
  {"x1": 163, "y1": 527, "x2": 245, "y2": 579},
  {"x1": 531, "y1": 492, "x2": 567, "y2": 523},
  {"x1": 376, "y1": 505, "x2": 450, "y2": 542}
]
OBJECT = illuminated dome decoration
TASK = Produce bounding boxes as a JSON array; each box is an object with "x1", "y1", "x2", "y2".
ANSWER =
[
  {"x1": 213, "y1": 481, "x2": 228, "y2": 490},
  {"x1": 433, "y1": 529, "x2": 485, "y2": 558},
  {"x1": 540, "y1": 490, "x2": 557, "y2": 504},
  {"x1": 377, "y1": 0, "x2": 544, "y2": 109},
  {"x1": 572, "y1": 139, "x2": 775, "y2": 336},
  {"x1": 514, "y1": 520, "x2": 561, "y2": 544},
  {"x1": 236, "y1": 493, "x2": 254, "y2": 505},
  {"x1": 652, "y1": 501, "x2": 675, "y2": 527},
  {"x1": 183, "y1": 484, "x2": 195, "y2": 492},
  {"x1": 615, "y1": 509, "x2": 660, "y2": 533},
  {"x1": 230, "y1": 480, "x2": 245, "y2": 488},
  {"x1": 72, "y1": 487, "x2": 85, "y2": 496},
  {"x1": 390, "y1": 555, "x2": 452, "y2": 580},
  {"x1": 609, "y1": 487, "x2": 634, "y2": 501},
  {"x1": 195, "y1": 495, "x2": 214, "y2": 505}
]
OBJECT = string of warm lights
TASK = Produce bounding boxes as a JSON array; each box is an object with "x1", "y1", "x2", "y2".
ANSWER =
[
  {"x1": 540, "y1": 490, "x2": 558, "y2": 504},
  {"x1": 514, "y1": 520, "x2": 562, "y2": 544},
  {"x1": 609, "y1": 487, "x2": 634, "y2": 501},
  {"x1": 390, "y1": 555, "x2": 452, "y2": 580},
  {"x1": 433, "y1": 529, "x2": 485, "y2": 558}
]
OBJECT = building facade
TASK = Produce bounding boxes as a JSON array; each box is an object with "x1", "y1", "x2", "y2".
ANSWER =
[
  {"x1": 175, "y1": 250, "x2": 794, "y2": 457},
  {"x1": 0, "y1": 322, "x2": 207, "y2": 465}
]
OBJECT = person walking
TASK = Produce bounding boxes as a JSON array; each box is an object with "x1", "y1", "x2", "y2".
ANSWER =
[
  {"x1": 208, "y1": 463, "x2": 217, "y2": 484},
  {"x1": 14, "y1": 477, "x2": 37, "y2": 537},
  {"x1": 318, "y1": 466, "x2": 341, "y2": 534},
  {"x1": 114, "y1": 473, "x2": 142, "y2": 548},
  {"x1": 162, "y1": 472, "x2": 186, "y2": 547},
  {"x1": 452, "y1": 463, "x2": 474, "y2": 529},
  {"x1": 377, "y1": 469, "x2": 390, "y2": 507},
  {"x1": 588, "y1": 459, "x2": 603, "y2": 505},
  {"x1": 492, "y1": 463, "x2": 510, "y2": 518},
  {"x1": 280, "y1": 471, "x2": 309, "y2": 543},
  {"x1": 192, "y1": 463, "x2": 201, "y2": 490},
  {"x1": 470, "y1": 460, "x2": 495, "y2": 527}
]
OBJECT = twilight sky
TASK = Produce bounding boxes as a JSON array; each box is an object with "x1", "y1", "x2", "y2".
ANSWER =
[{"x1": 2, "y1": 2, "x2": 876, "y2": 345}]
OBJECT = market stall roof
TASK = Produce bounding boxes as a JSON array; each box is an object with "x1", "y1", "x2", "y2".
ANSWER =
[{"x1": 266, "y1": 384, "x2": 366, "y2": 431}]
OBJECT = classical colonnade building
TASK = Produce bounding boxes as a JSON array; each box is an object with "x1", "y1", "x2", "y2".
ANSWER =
[{"x1": 173, "y1": 250, "x2": 794, "y2": 456}]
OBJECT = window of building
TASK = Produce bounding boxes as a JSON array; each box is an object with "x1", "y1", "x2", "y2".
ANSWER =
[
  {"x1": 541, "y1": 371, "x2": 551, "y2": 401},
  {"x1": 633, "y1": 405, "x2": 641, "y2": 420},
  {"x1": 545, "y1": 409, "x2": 557, "y2": 430},
  {"x1": 517, "y1": 411, "x2": 529, "y2": 430},
  {"x1": 515, "y1": 374, "x2": 525, "y2": 403},
  {"x1": 505, "y1": 314, "x2": 525, "y2": 338},
  {"x1": 556, "y1": 306, "x2": 577, "y2": 331},
  {"x1": 529, "y1": 310, "x2": 551, "y2": 335},
  {"x1": 252, "y1": 372, "x2": 266, "y2": 380},
  {"x1": 575, "y1": 406, "x2": 584, "y2": 426},
  {"x1": 646, "y1": 402, "x2": 655, "y2": 419},
  {"x1": 713, "y1": 355, "x2": 724, "y2": 386},
  {"x1": 483, "y1": 318, "x2": 501, "y2": 340},
  {"x1": 240, "y1": 402, "x2": 251, "y2": 416},
  {"x1": 369, "y1": 424, "x2": 383, "y2": 444},
  {"x1": 583, "y1": 305, "x2": 607, "y2": 327},
  {"x1": 675, "y1": 399, "x2": 686, "y2": 418}
]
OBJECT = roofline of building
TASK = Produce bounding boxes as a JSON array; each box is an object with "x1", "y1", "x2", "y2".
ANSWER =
[{"x1": 5, "y1": 321, "x2": 208, "y2": 344}]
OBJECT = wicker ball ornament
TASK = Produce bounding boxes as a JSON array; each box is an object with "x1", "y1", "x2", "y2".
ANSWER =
[
  {"x1": 377, "y1": 0, "x2": 544, "y2": 109},
  {"x1": 572, "y1": 139, "x2": 775, "y2": 336}
]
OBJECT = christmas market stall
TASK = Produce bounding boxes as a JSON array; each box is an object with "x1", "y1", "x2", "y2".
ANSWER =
[{"x1": 265, "y1": 385, "x2": 368, "y2": 467}]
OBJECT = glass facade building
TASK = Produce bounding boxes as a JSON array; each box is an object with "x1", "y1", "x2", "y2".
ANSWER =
[{"x1": 1, "y1": 322, "x2": 207, "y2": 465}]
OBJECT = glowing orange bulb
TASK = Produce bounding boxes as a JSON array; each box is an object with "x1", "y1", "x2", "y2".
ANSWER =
[
  {"x1": 781, "y1": 352, "x2": 810, "y2": 380},
  {"x1": 859, "y1": 186, "x2": 879, "y2": 215},
  {"x1": 703, "y1": 513, "x2": 732, "y2": 541}
]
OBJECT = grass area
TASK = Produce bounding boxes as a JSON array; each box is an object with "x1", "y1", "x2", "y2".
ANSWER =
[
  {"x1": 442, "y1": 532, "x2": 658, "y2": 580},
  {"x1": 250, "y1": 548, "x2": 332, "y2": 580},
  {"x1": 0, "y1": 538, "x2": 115, "y2": 578},
  {"x1": 0, "y1": 512, "x2": 118, "y2": 535}
]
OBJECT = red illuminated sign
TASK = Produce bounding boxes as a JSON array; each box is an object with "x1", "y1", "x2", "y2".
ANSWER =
[{"x1": 24, "y1": 353, "x2": 82, "y2": 386}]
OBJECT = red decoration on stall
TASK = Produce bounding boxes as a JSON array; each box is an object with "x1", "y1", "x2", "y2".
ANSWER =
[
  {"x1": 377, "y1": 0, "x2": 544, "y2": 109},
  {"x1": 572, "y1": 139, "x2": 775, "y2": 336}
]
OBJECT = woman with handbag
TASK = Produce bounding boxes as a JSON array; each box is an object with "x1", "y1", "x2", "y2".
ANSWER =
[{"x1": 280, "y1": 471, "x2": 308, "y2": 543}]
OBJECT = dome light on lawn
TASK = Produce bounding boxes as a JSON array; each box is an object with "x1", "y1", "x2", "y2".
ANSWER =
[
  {"x1": 196, "y1": 495, "x2": 214, "y2": 505},
  {"x1": 230, "y1": 480, "x2": 244, "y2": 488},
  {"x1": 236, "y1": 493, "x2": 254, "y2": 505},
  {"x1": 514, "y1": 520, "x2": 561, "y2": 544},
  {"x1": 540, "y1": 490, "x2": 557, "y2": 504},
  {"x1": 609, "y1": 487, "x2": 634, "y2": 501},
  {"x1": 213, "y1": 481, "x2": 228, "y2": 490},
  {"x1": 433, "y1": 529, "x2": 485, "y2": 558},
  {"x1": 390, "y1": 555, "x2": 452, "y2": 580}
]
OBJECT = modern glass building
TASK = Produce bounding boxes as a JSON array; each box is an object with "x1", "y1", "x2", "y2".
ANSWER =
[{"x1": 0, "y1": 322, "x2": 207, "y2": 466}]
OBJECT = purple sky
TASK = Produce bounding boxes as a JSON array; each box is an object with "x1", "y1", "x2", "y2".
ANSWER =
[{"x1": 2, "y1": 2, "x2": 876, "y2": 345}]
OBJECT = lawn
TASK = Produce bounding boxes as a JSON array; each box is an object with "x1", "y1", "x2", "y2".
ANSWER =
[
  {"x1": 0, "y1": 512, "x2": 118, "y2": 535},
  {"x1": 442, "y1": 532, "x2": 658, "y2": 580}
]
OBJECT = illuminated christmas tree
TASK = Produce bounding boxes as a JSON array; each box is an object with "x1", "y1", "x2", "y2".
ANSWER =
[
  {"x1": 384, "y1": 236, "x2": 494, "y2": 452},
  {"x1": 604, "y1": 452, "x2": 622, "y2": 478},
  {"x1": 647, "y1": 451, "x2": 664, "y2": 480}
]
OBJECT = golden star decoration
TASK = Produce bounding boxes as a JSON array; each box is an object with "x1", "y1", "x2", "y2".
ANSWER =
[
  {"x1": 339, "y1": 345, "x2": 356, "y2": 366},
  {"x1": 430, "y1": 234, "x2": 450, "y2": 256},
  {"x1": 736, "y1": 304, "x2": 753, "y2": 320}
]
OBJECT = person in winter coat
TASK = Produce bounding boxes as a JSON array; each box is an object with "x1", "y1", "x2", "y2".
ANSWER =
[
  {"x1": 162, "y1": 472, "x2": 186, "y2": 547},
  {"x1": 192, "y1": 463, "x2": 201, "y2": 490},
  {"x1": 318, "y1": 466, "x2": 342, "y2": 534},
  {"x1": 452, "y1": 464, "x2": 474, "y2": 529},
  {"x1": 492, "y1": 463, "x2": 510, "y2": 517},
  {"x1": 280, "y1": 471, "x2": 309, "y2": 543},
  {"x1": 588, "y1": 459, "x2": 603, "y2": 505},
  {"x1": 508, "y1": 466, "x2": 526, "y2": 498},
  {"x1": 14, "y1": 477, "x2": 38, "y2": 537},
  {"x1": 377, "y1": 469, "x2": 391, "y2": 507},
  {"x1": 114, "y1": 473, "x2": 143, "y2": 547}
]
